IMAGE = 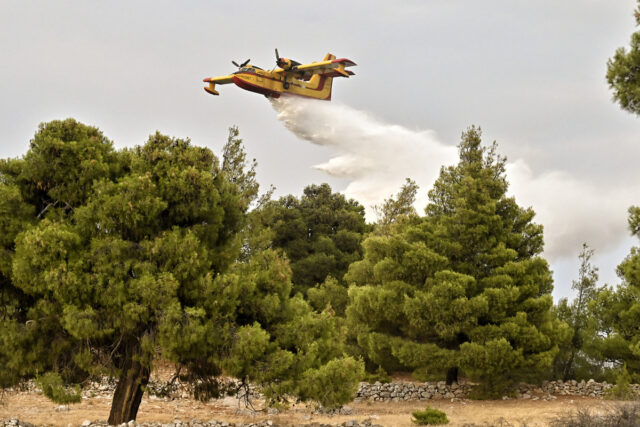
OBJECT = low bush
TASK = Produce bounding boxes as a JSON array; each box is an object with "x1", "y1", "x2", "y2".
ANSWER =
[
  {"x1": 35, "y1": 373, "x2": 81, "y2": 404},
  {"x1": 363, "y1": 366, "x2": 392, "y2": 384},
  {"x1": 605, "y1": 365, "x2": 637, "y2": 400},
  {"x1": 411, "y1": 406, "x2": 449, "y2": 425}
]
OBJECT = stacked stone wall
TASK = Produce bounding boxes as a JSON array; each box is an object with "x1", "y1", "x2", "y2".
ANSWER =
[{"x1": 355, "y1": 379, "x2": 640, "y2": 401}]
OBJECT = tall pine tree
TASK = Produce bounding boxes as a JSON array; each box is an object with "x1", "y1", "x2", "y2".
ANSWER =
[
  {"x1": 346, "y1": 127, "x2": 565, "y2": 396},
  {"x1": 552, "y1": 244, "x2": 602, "y2": 381}
]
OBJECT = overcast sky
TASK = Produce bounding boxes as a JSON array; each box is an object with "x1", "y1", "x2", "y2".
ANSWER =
[{"x1": 1, "y1": 1, "x2": 639, "y2": 299}]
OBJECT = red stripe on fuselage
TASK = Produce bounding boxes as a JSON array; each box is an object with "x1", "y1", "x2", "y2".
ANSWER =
[
  {"x1": 233, "y1": 72, "x2": 331, "y2": 98},
  {"x1": 232, "y1": 76, "x2": 280, "y2": 97}
]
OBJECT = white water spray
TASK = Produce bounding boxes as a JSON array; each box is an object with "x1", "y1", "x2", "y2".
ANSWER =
[
  {"x1": 271, "y1": 96, "x2": 638, "y2": 260},
  {"x1": 271, "y1": 96, "x2": 458, "y2": 214}
]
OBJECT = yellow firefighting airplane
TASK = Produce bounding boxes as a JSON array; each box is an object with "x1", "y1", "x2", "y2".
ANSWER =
[{"x1": 203, "y1": 49, "x2": 356, "y2": 101}]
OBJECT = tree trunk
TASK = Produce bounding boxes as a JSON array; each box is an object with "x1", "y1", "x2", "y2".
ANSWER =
[
  {"x1": 108, "y1": 345, "x2": 150, "y2": 425},
  {"x1": 562, "y1": 351, "x2": 576, "y2": 382},
  {"x1": 446, "y1": 366, "x2": 458, "y2": 385}
]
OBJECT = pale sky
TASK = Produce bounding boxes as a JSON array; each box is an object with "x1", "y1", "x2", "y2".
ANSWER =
[{"x1": 1, "y1": 1, "x2": 639, "y2": 299}]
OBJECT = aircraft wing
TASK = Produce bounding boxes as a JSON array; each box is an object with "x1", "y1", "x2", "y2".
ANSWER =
[
  {"x1": 203, "y1": 75, "x2": 235, "y2": 85},
  {"x1": 203, "y1": 75, "x2": 235, "y2": 95},
  {"x1": 294, "y1": 58, "x2": 356, "y2": 77}
]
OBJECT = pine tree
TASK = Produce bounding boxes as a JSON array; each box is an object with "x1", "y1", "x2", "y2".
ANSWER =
[
  {"x1": 346, "y1": 127, "x2": 565, "y2": 396},
  {"x1": 0, "y1": 120, "x2": 363, "y2": 423},
  {"x1": 266, "y1": 183, "x2": 368, "y2": 298},
  {"x1": 553, "y1": 244, "x2": 601, "y2": 380},
  {"x1": 373, "y1": 178, "x2": 419, "y2": 231}
]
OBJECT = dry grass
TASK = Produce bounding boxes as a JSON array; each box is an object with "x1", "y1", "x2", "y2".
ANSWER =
[{"x1": 0, "y1": 392, "x2": 626, "y2": 427}]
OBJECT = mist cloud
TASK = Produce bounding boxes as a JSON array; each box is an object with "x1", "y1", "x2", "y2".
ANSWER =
[{"x1": 271, "y1": 96, "x2": 638, "y2": 260}]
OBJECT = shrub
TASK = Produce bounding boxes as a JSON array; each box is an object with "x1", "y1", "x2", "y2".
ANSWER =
[
  {"x1": 411, "y1": 406, "x2": 449, "y2": 425},
  {"x1": 35, "y1": 373, "x2": 81, "y2": 404},
  {"x1": 363, "y1": 366, "x2": 392, "y2": 384},
  {"x1": 605, "y1": 364, "x2": 637, "y2": 400}
]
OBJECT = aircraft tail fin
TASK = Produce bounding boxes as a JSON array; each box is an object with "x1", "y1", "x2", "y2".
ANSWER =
[{"x1": 307, "y1": 53, "x2": 335, "y2": 100}]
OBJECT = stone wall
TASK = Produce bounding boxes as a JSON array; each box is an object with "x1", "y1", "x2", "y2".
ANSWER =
[
  {"x1": 539, "y1": 379, "x2": 640, "y2": 398},
  {"x1": 355, "y1": 379, "x2": 640, "y2": 402},
  {"x1": 12, "y1": 376, "x2": 640, "y2": 403},
  {"x1": 355, "y1": 381, "x2": 470, "y2": 402}
]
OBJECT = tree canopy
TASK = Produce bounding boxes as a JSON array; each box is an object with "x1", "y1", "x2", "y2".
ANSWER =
[
  {"x1": 599, "y1": 1, "x2": 640, "y2": 383},
  {"x1": 591, "y1": 207, "x2": 640, "y2": 382},
  {"x1": 0, "y1": 120, "x2": 362, "y2": 423},
  {"x1": 607, "y1": 1, "x2": 640, "y2": 116},
  {"x1": 346, "y1": 127, "x2": 565, "y2": 395},
  {"x1": 265, "y1": 183, "x2": 368, "y2": 297},
  {"x1": 373, "y1": 178, "x2": 419, "y2": 232}
]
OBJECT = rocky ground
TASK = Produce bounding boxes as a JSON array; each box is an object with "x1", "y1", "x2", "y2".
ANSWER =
[{"x1": 2, "y1": 419, "x2": 381, "y2": 427}]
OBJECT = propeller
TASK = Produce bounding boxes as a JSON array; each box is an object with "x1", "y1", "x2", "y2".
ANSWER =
[
  {"x1": 232, "y1": 59, "x2": 251, "y2": 68},
  {"x1": 275, "y1": 48, "x2": 286, "y2": 67},
  {"x1": 275, "y1": 48, "x2": 301, "y2": 69}
]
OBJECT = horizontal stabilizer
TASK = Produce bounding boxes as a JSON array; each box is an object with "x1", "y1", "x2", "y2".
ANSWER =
[
  {"x1": 331, "y1": 58, "x2": 357, "y2": 67},
  {"x1": 326, "y1": 70, "x2": 355, "y2": 78}
]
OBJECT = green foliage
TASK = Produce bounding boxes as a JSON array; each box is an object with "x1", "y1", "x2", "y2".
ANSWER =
[
  {"x1": 0, "y1": 181, "x2": 34, "y2": 321},
  {"x1": 8, "y1": 119, "x2": 123, "y2": 214},
  {"x1": 307, "y1": 276, "x2": 349, "y2": 315},
  {"x1": 346, "y1": 127, "x2": 563, "y2": 394},
  {"x1": 221, "y1": 126, "x2": 259, "y2": 210},
  {"x1": 607, "y1": 0, "x2": 640, "y2": 116},
  {"x1": 0, "y1": 120, "x2": 363, "y2": 421},
  {"x1": 299, "y1": 356, "x2": 364, "y2": 409},
  {"x1": 36, "y1": 372, "x2": 81, "y2": 404},
  {"x1": 552, "y1": 244, "x2": 603, "y2": 381},
  {"x1": 591, "y1": 207, "x2": 640, "y2": 382},
  {"x1": 605, "y1": 365, "x2": 637, "y2": 400},
  {"x1": 363, "y1": 365, "x2": 392, "y2": 384},
  {"x1": 264, "y1": 183, "x2": 368, "y2": 295},
  {"x1": 629, "y1": 206, "x2": 640, "y2": 237},
  {"x1": 411, "y1": 406, "x2": 449, "y2": 425},
  {"x1": 374, "y1": 178, "x2": 419, "y2": 231}
]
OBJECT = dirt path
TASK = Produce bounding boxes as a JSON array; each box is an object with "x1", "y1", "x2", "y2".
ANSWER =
[{"x1": 0, "y1": 392, "x2": 626, "y2": 426}]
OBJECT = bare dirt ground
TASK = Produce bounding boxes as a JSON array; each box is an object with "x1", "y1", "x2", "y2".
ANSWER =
[{"x1": 0, "y1": 392, "x2": 627, "y2": 427}]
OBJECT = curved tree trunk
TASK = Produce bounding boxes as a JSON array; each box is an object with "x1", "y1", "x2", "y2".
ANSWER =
[{"x1": 108, "y1": 343, "x2": 151, "y2": 425}]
